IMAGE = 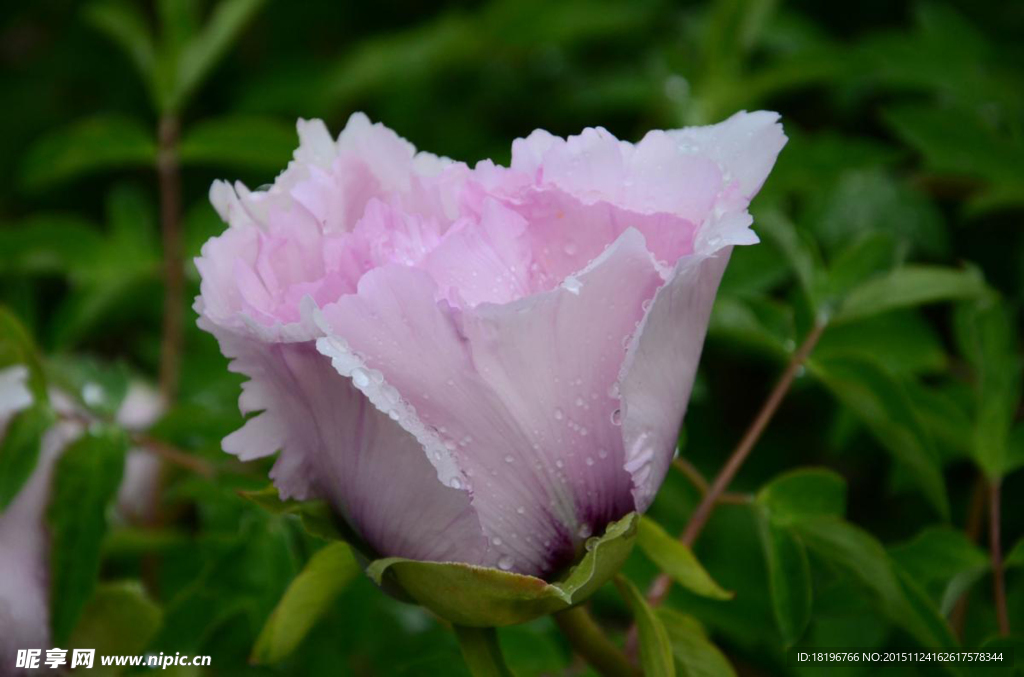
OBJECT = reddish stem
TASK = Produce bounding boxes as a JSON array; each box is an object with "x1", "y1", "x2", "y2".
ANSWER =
[{"x1": 157, "y1": 115, "x2": 183, "y2": 404}]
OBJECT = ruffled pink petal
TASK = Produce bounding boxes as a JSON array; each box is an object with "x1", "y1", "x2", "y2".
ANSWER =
[
  {"x1": 317, "y1": 228, "x2": 666, "y2": 575},
  {"x1": 209, "y1": 323, "x2": 488, "y2": 563}
]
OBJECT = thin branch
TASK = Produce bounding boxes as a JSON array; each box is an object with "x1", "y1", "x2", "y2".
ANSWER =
[
  {"x1": 950, "y1": 474, "x2": 987, "y2": 639},
  {"x1": 644, "y1": 321, "x2": 826, "y2": 612},
  {"x1": 134, "y1": 433, "x2": 214, "y2": 477},
  {"x1": 989, "y1": 479, "x2": 1010, "y2": 636},
  {"x1": 672, "y1": 457, "x2": 751, "y2": 505},
  {"x1": 157, "y1": 115, "x2": 184, "y2": 404},
  {"x1": 672, "y1": 457, "x2": 709, "y2": 493}
]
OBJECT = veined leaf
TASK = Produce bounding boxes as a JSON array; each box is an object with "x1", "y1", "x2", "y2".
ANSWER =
[
  {"x1": 636, "y1": 516, "x2": 733, "y2": 600},
  {"x1": 252, "y1": 542, "x2": 359, "y2": 664},
  {"x1": 83, "y1": 0, "x2": 157, "y2": 88},
  {"x1": 616, "y1": 575, "x2": 675, "y2": 677},
  {"x1": 888, "y1": 527, "x2": 988, "y2": 615},
  {"x1": 657, "y1": 608, "x2": 736, "y2": 677},
  {"x1": 834, "y1": 265, "x2": 987, "y2": 323},
  {"x1": 810, "y1": 355, "x2": 948, "y2": 518},
  {"x1": 48, "y1": 426, "x2": 128, "y2": 643},
  {"x1": 756, "y1": 512, "x2": 811, "y2": 646},
  {"x1": 755, "y1": 468, "x2": 846, "y2": 524},
  {"x1": 954, "y1": 298, "x2": 1022, "y2": 479},
  {"x1": 68, "y1": 581, "x2": 162, "y2": 659},
  {"x1": 179, "y1": 116, "x2": 296, "y2": 171},
  {"x1": 793, "y1": 516, "x2": 957, "y2": 648},
  {"x1": 20, "y1": 116, "x2": 156, "y2": 190},
  {"x1": 0, "y1": 402, "x2": 54, "y2": 510},
  {"x1": 169, "y1": 0, "x2": 266, "y2": 112}
]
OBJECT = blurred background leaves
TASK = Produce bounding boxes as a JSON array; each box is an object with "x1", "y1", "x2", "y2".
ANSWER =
[{"x1": 0, "y1": 0, "x2": 1022, "y2": 674}]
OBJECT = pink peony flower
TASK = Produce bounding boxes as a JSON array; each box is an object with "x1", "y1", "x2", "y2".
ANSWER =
[{"x1": 196, "y1": 112, "x2": 785, "y2": 577}]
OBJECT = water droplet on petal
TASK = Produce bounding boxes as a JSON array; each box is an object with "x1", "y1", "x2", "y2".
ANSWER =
[
  {"x1": 516, "y1": 506, "x2": 526, "y2": 515},
  {"x1": 497, "y1": 555, "x2": 514, "y2": 571},
  {"x1": 492, "y1": 536, "x2": 503, "y2": 546},
  {"x1": 577, "y1": 523, "x2": 593, "y2": 539},
  {"x1": 610, "y1": 409, "x2": 622, "y2": 426},
  {"x1": 554, "y1": 408, "x2": 564, "y2": 421},
  {"x1": 585, "y1": 457, "x2": 595, "y2": 466},
  {"x1": 352, "y1": 368, "x2": 370, "y2": 388},
  {"x1": 555, "y1": 459, "x2": 564, "y2": 469},
  {"x1": 504, "y1": 455, "x2": 515, "y2": 464}
]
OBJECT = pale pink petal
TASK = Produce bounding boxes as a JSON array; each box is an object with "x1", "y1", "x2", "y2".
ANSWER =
[
  {"x1": 211, "y1": 323, "x2": 488, "y2": 563},
  {"x1": 619, "y1": 233, "x2": 739, "y2": 511},
  {"x1": 317, "y1": 228, "x2": 665, "y2": 575}
]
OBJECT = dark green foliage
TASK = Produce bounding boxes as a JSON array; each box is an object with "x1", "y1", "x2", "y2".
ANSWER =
[{"x1": 0, "y1": 0, "x2": 1022, "y2": 674}]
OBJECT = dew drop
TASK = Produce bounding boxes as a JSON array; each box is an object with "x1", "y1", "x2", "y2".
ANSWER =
[
  {"x1": 575, "y1": 396, "x2": 585, "y2": 407},
  {"x1": 351, "y1": 368, "x2": 370, "y2": 388},
  {"x1": 504, "y1": 455, "x2": 515, "y2": 464},
  {"x1": 564, "y1": 242, "x2": 578, "y2": 256},
  {"x1": 516, "y1": 506, "x2": 526, "y2": 515},
  {"x1": 554, "y1": 408, "x2": 565, "y2": 421},
  {"x1": 497, "y1": 555, "x2": 514, "y2": 571},
  {"x1": 449, "y1": 477, "x2": 462, "y2": 490},
  {"x1": 555, "y1": 459, "x2": 564, "y2": 469},
  {"x1": 492, "y1": 536, "x2": 503, "y2": 546},
  {"x1": 577, "y1": 523, "x2": 593, "y2": 539},
  {"x1": 585, "y1": 457, "x2": 595, "y2": 466},
  {"x1": 598, "y1": 448, "x2": 609, "y2": 459},
  {"x1": 610, "y1": 409, "x2": 622, "y2": 426}
]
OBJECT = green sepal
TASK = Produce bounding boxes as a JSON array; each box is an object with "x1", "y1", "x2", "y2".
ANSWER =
[{"x1": 365, "y1": 512, "x2": 639, "y2": 627}]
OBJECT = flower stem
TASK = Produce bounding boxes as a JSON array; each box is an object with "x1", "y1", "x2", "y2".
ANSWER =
[
  {"x1": 644, "y1": 320, "x2": 826, "y2": 611},
  {"x1": 554, "y1": 606, "x2": 637, "y2": 677},
  {"x1": 989, "y1": 478, "x2": 1011, "y2": 636},
  {"x1": 453, "y1": 625, "x2": 514, "y2": 677},
  {"x1": 157, "y1": 115, "x2": 183, "y2": 405}
]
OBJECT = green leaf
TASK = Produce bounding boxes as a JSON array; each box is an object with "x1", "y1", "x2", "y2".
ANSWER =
[
  {"x1": 882, "y1": 104, "x2": 1024, "y2": 210},
  {"x1": 365, "y1": 512, "x2": 638, "y2": 627},
  {"x1": 888, "y1": 527, "x2": 989, "y2": 615},
  {"x1": 809, "y1": 169, "x2": 947, "y2": 259},
  {"x1": 657, "y1": 608, "x2": 736, "y2": 677},
  {"x1": 815, "y1": 310, "x2": 947, "y2": 376},
  {"x1": 756, "y1": 513, "x2": 811, "y2": 646},
  {"x1": 811, "y1": 356, "x2": 949, "y2": 518},
  {"x1": 615, "y1": 575, "x2": 675, "y2": 677},
  {"x1": 83, "y1": 0, "x2": 157, "y2": 88},
  {"x1": 169, "y1": 0, "x2": 265, "y2": 112},
  {"x1": 237, "y1": 486, "x2": 350, "y2": 542},
  {"x1": 179, "y1": 116, "x2": 296, "y2": 171},
  {"x1": 0, "y1": 402, "x2": 54, "y2": 510},
  {"x1": 453, "y1": 626, "x2": 515, "y2": 677},
  {"x1": 1006, "y1": 538, "x2": 1024, "y2": 569},
  {"x1": 20, "y1": 116, "x2": 156, "y2": 190},
  {"x1": 636, "y1": 516, "x2": 733, "y2": 600},
  {"x1": 0, "y1": 214, "x2": 105, "y2": 277},
  {"x1": 45, "y1": 355, "x2": 131, "y2": 420},
  {"x1": 792, "y1": 516, "x2": 957, "y2": 648},
  {"x1": 47, "y1": 427, "x2": 128, "y2": 643},
  {"x1": 755, "y1": 468, "x2": 846, "y2": 524},
  {"x1": 252, "y1": 542, "x2": 359, "y2": 664},
  {"x1": 0, "y1": 307, "x2": 47, "y2": 399},
  {"x1": 822, "y1": 231, "x2": 901, "y2": 303},
  {"x1": 955, "y1": 298, "x2": 1022, "y2": 478},
  {"x1": 753, "y1": 207, "x2": 824, "y2": 307},
  {"x1": 68, "y1": 581, "x2": 162, "y2": 661},
  {"x1": 834, "y1": 265, "x2": 987, "y2": 323}
]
